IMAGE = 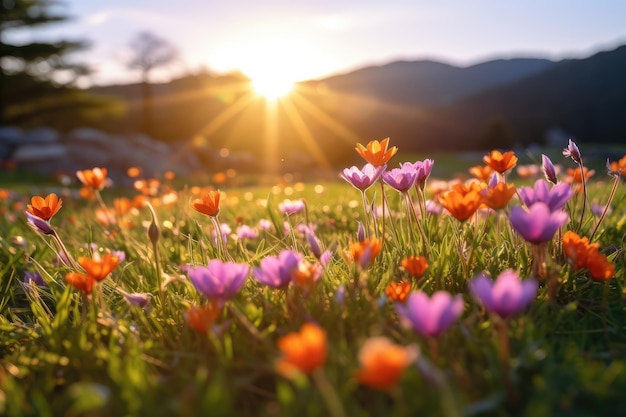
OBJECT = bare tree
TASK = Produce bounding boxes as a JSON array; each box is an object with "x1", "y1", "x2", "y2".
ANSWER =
[{"x1": 128, "y1": 31, "x2": 178, "y2": 136}]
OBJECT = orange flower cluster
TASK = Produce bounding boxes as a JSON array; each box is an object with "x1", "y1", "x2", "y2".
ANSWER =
[
  {"x1": 385, "y1": 281, "x2": 411, "y2": 303},
  {"x1": 355, "y1": 138, "x2": 398, "y2": 166},
  {"x1": 483, "y1": 150, "x2": 518, "y2": 174},
  {"x1": 65, "y1": 253, "x2": 120, "y2": 294},
  {"x1": 481, "y1": 183, "x2": 517, "y2": 211},
  {"x1": 401, "y1": 256, "x2": 429, "y2": 279},
  {"x1": 186, "y1": 302, "x2": 221, "y2": 334},
  {"x1": 276, "y1": 323, "x2": 327, "y2": 376},
  {"x1": 191, "y1": 190, "x2": 221, "y2": 217},
  {"x1": 26, "y1": 193, "x2": 62, "y2": 221},
  {"x1": 355, "y1": 337, "x2": 417, "y2": 390},
  {"x1": 562, "y1": 231, "x2": 615, "y2": 281},
  {"x1": 438, "y1": 183, "x2": 484, "y2": 221},
  {"x1": 76, "y1": 167, "x2": 108, "y2": 190},
  {"x1": 348, "y1": 238, "x2": 382, "y2": 268}
]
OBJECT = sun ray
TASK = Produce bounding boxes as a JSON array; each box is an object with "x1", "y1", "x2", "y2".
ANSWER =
[
  {"x1": 263, "y1": 98, "x2": 280, "y2": 175},
  {"x1": 195, "y1": 91, "x2": 257, "y2": 138},
  {"x1": 279, "y1": 97, "x2": 332, "y2": 170}
]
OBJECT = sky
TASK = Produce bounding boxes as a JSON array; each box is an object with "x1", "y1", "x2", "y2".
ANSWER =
[{"x1": 11, "y1": 0, "x2": 626, "y2": 86}]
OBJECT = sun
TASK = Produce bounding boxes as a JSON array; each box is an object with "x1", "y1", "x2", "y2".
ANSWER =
[{"x1": 251, "y1": 74, "x2": 294, "y2": 100}]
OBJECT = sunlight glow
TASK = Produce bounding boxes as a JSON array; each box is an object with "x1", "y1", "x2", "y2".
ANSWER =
[{"x1": 251, "y1": 76, "x2": 294, "y2": 100}]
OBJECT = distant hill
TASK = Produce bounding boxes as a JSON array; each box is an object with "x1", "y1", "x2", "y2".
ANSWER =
[
  {"x1": 308, "y1": 58, "x2": 555, "y2": 106},
  {"x1": 434, "y1": 45, "x2": 626, "y2": 148},
  {"x1": 89, "y1": 44, "x2": 626, "y2": 167}
]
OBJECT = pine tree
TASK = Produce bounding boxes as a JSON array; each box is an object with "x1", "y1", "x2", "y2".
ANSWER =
[{"x1": 0, "y1": 0, "x2": 123, "y2": 128}]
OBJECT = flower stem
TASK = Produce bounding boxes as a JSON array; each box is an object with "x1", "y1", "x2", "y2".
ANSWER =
[
  {"x1": 360, "y1": 191, "x2": 371, "y2": 239},
  {"x1": 495, "y1": 320, "x2": 518, "y2": 406},
  {"x1": 576, "y1": 162, "x2": 588, "y2": 233},
  {"x1": 589, "y1": 174, "x2": 620, "y2": 241},
  {"x1": 312, "y1": 369, "x2": 347, "y2": 417}
]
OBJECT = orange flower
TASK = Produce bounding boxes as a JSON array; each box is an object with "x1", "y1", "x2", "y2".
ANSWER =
[
  {"x1": 385, "y1": 281, "x2": 411, "y2": 303},
  {"x1": 78, "y1": 253, "x2": 119, "y2": 281},
  {"x1": 469, "y1": 164, "x2": 494, "y2": 181},
  {"x1": 481, "y1": 183, "x2": 517, "y2": 211},
  {"x1": 483, "y1": 150, "x2": 518, "y2": 174},
  {"x1": 586, "y1": 252, "x2": 615, "y2": 281},
  {"x1": 76, "y1": 167, "x2": 108, "y2": 190},
  {"x1": 609, "y1": 155, "x2": 626, "y2": 177},
  {"x1": 566, "y1": 167, "x2": 595, "y2": 184},
  {"x1": 126, "y1": 166, "x2": 141, "y2": 178},
  {"x1": 355, "y1": 337, "x2": 417, "y2": 390},
  {"x1": 355, "y1": 138, "x2": 398, "y2": 166},
  {"x1": 401, "y1": 256, "x2": 429, "y2": 279},
  {"x1": 186, "y1": 302, "x2": 221, "y2": 334},
  {"x1": 439, "y1": 187, "x2": 482, "y2": 222},
  {"x1": 65, "y1": 253, "x2": 119, "y2": 294},
  {"x1": 277, "y1": 323, "x2": 327, "y2": 375},
  {"x1": 26, "y1": 193, "x2": 62, "y2": 221},
  {"x1": 164, "y1": 171, "x2": 176, "y2": 181},
  {"x1": 562, "y1": 231, "x2": 597, "y2": 270},
  {"x1": 562, "y1": 231, "x2": 614, "y2": 281},
  {"x1": 191, "y1": 190, "x2": 221, "y2": 217},
  {"x1": 65, "y1": 272, "x2": 97, "y2": 294},
  {"x1": 293, "y1": 260, "x2": 322, "y2": 293},
  {"x1": 349, "y1": 237, "x2": 382, "y2": 268}
]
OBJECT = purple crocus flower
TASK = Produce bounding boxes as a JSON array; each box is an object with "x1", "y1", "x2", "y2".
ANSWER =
[
  {"x1": 470, "y1": 270, "x2": 538, "y2": 318},
  {"x1": 341, "y1": 163, "x2": 386, "y2": 192},
  {"x1": 508, "y1": 202, "x2": 569, "y2": 244},
  {"x1": 187, "y1": 259, "x2": 250, "y2": 305},
  {"x1": 278, "y1": 199, "x2": 305, "y2": 215},
  {"x1": 382, "y1": 167, "x2": 417, "y2": 193},
  {"x1": 356, "y1": 221, "x2": 366, "y2": 242},
  {"x1": 306, "y1": 230, "x2": 323, "y2": 259},
  {"x1": 518, "y1": 180, "x2": 573, "y2": 212},
  {"x1": 395, "y1": 291, "x2": 464, "y2": 338},
  {"x1": 252, "y1": 249, "x2": 302, "y2": 288},
  {"x1": 211, "y1": 223, "x2": 231, "y2": 246},
  {"x1": 123, "y1": 292, "x2": 153, "y2": 312},
  {"x1": 25, "y1": 212, "x2": 54, "y2": 235},
  {"x1": 24, "y1": 271, "x2": 46, "y2": 287},
  {"x1": 562, "y1": 139, "x2": 582, "y2": 164},
  {"x1": 237, "y1": 224, "x2": 258, "y2": 240},
  {"x1": 542, "y1": 154, "x2": 558, "y2": 184},
  {"x1": 402, "y1": 159, "x2": 434, "y2": 190}
]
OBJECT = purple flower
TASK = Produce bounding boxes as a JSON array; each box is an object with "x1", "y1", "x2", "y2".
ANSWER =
[
  {"x1": 24, "y1": 271, "x2": 46, "y2": 287},
  {"x1": 237, "y1": 224, "x2": 258, "y2": 240},
  {"x1": 25, "y1": 212, "x2": 54, "y2": 235},
  {"x1": 402, "y1": 159, "x2": 434, "y2": 189},
  {"x1": 518, "y1": 180, "x2": 573, "y2": 212},
  {"x1": 306, "y1": 230, "x2": 323, "y2": 259},
  {"x1": 470, "y1": 270, "x2": 538, "y2": 318},
  {"x1": 278, "y1": 199, "x2": 305, "y2": 215},
  {"x1": 542, "y1": 154, "x2": 558, "y2": 184},
  {"x1": 123, "y1": 292, "x2": 153, "y2": 311},
  {"x1": 340, "y1": 163, "x2": 386, "y2": 191},
  {"x1": 395, "y1": 291, "x2": 464, "y2": 338},
  {"x1": 357, "y1": 221, "x2": 365, "y2": 242},
  {"x1": 211, "y1": 223, "x2": 231, "y2": 246},
  {"x1": 112, "y1": 250, "x2": 126, "y2": 263},
  {"x1": 187, "y1": 260, "x2": 249, "y2": 305},
  {"x1": 562, "y1": 139, "x2": 581, "y2": 164},
  {"x1": 508, "y1": 202, "x2": 569, "y2": 244},
  {"x1": 382, "y1": 167, "x2": 417, "y2": 193},
  {"x1": 258, "y1": 219, "x2": 273, "y2": 231},
  {"x1": 320, "y1": 250, "x2": 333, "y2": 267},
  {"x1": 252, "y1": 249, "x2": 302, "y2": 288},
  {"x1": 488, "y1": 172, "x2": 499, "y2": 188}
]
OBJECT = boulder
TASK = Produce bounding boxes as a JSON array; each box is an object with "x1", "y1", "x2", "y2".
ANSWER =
[{"x1": 21, "y1": 127, "x2": 60, "y2": 144}]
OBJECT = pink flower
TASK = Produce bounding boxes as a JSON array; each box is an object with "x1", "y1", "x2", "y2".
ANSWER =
[
  {"x1": 395, "y1": 291, "x2": 464, "y2": 338},
  {"x1": 470, "y1": 270, "x2": 538, "y2": 318}
]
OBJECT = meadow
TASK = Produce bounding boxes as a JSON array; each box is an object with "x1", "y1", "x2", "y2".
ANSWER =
[{"x1": 0, "y1": 139, "x2": 625, "y2": 417}]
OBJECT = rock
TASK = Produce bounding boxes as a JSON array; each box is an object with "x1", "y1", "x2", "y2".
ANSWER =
[
  {"x1": 0, "y1": 126, "x2": 23, "y2": 145},
  {"x1": 21, "y1": 127, "x2": 59, "y2": 144}
]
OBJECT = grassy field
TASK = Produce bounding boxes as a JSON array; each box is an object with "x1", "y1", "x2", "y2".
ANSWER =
[{"x1": 0, "y1": 142, "x2": 625, "y2": 417}]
